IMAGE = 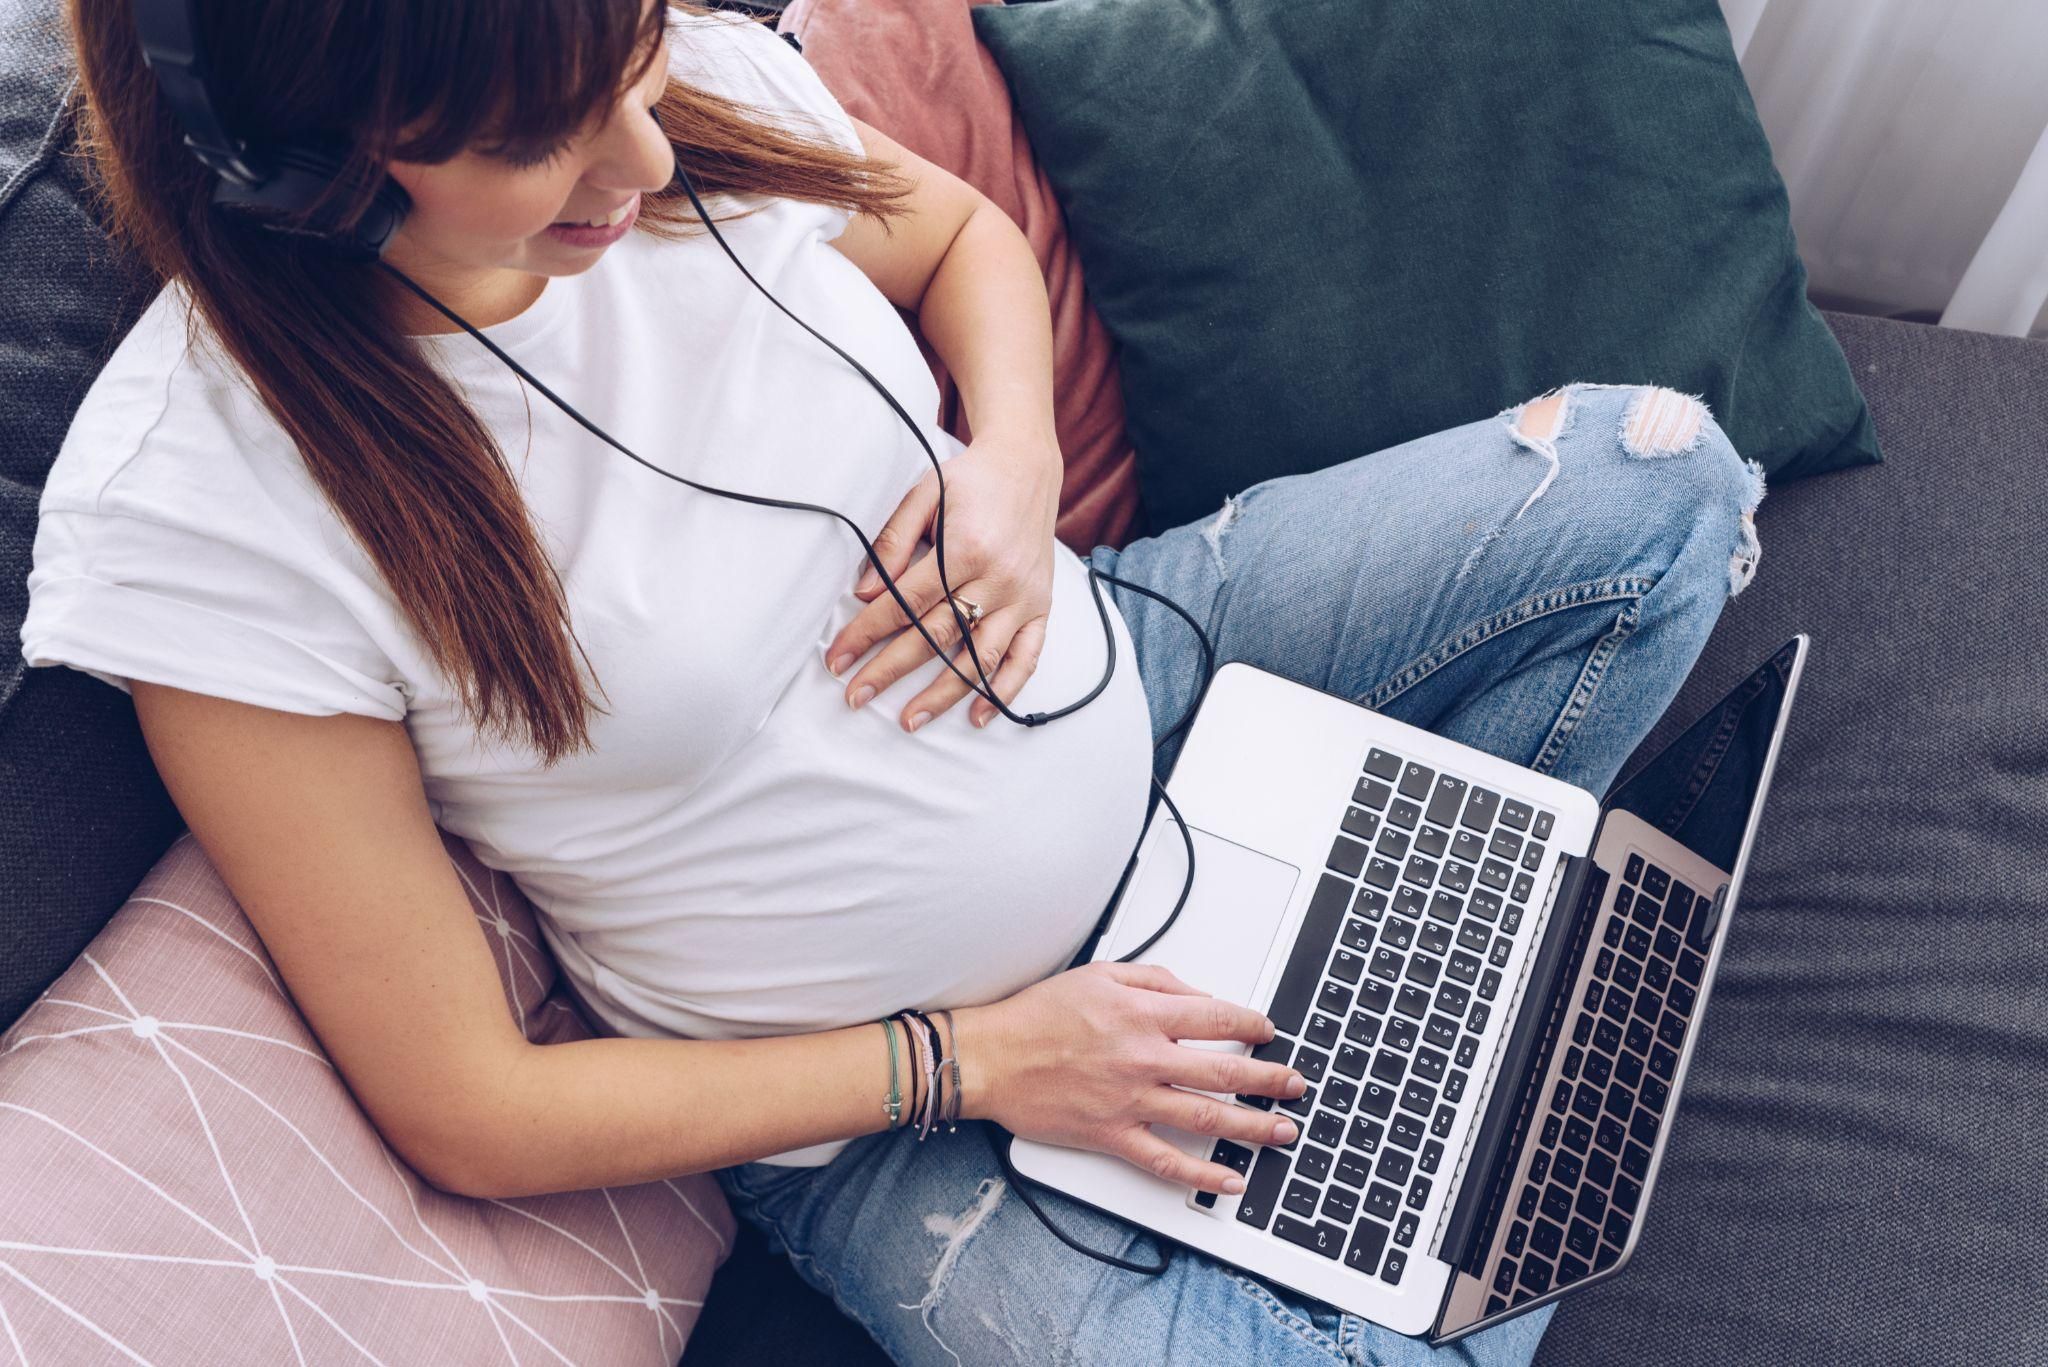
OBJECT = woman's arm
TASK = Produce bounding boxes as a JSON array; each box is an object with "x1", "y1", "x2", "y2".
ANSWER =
[
  {"x1": 831, "y1": 116, "x2": 1062, "y2": 453},
  {"x1": 133, "y1": 682, "x2": 1296, "y2": 1202}
]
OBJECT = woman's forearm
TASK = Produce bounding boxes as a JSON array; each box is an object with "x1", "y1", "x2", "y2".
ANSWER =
[
  {"x1": 452, "y1": 1009, "x2": 981, "y2": 1199},
  {"x1": 914, "y1": 200, "x2": 1062, "y2": 452}
]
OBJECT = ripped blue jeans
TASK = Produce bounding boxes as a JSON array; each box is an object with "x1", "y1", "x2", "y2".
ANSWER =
[{"x1": 714, "y1": 384, "x2": 1767, "y2": 1366}]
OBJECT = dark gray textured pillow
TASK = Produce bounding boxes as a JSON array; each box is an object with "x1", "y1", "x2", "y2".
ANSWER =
[{"x1": 1, "y1": 0, "x2": 176, "y2": 1030}]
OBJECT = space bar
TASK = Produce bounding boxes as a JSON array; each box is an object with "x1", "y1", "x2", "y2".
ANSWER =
[{"x1": 1265, "y1": 872, "x2": 1352, "y2": 1035}]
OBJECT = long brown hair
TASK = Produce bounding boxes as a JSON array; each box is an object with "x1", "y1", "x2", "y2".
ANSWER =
[{"x1": 65, "y1": 0, "x2": 914, "y2": 765}]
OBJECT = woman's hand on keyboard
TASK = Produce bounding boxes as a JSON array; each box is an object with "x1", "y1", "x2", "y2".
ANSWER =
[{"x1": 957, "y1": 961, "x2": 1309, "y2": 1194}]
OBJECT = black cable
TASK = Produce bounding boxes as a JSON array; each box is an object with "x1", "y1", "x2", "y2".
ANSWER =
[{"x1": 374, "y1": 156, "x2": 1225, "y2": 1278}]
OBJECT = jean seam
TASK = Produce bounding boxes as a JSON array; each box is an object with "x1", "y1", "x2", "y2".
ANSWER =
[
  {"x1": 1360, "y1": 576, "x2": 1657, "y2": 714},
  {"x1": 719, "y1": 1172, "x2": 891, "y2": 1347},
  {"x1": 1219, "y1": 1267, "x2": 1347, "y2": 1360},
  {"x1": 1531, "y1": 597, "x2": 1642, "y2": 775}
]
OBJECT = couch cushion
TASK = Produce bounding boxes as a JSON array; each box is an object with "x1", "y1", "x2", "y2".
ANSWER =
[
  {"x1": 0, "y1": 829, "x2": 734, "y2": 1364},
  {"x1": 776, "y1": 0, "x2": 1143, "y2": 554},
  {"x1": 1538, "y1": 313, "x2": 2048, "y2": 1365},
  {"x1": 0, "y1": 0, "x2": 168, "y2": 1032},
  {"x1": 970, "y1": 0, "x2": 1882, "y2": 537}
]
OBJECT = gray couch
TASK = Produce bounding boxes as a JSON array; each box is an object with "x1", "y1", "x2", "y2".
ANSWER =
[
  {"x1": 7, "y1": 0, "x2": 2044, "y2": 1362},
  {"x1": 678, "y1": 313, "x2": 2048, "y2": 1367}
]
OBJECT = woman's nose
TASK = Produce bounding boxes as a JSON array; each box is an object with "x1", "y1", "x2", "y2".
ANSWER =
[{"x1": 586, "y1": 100, "x2": 676, "y2": 196}]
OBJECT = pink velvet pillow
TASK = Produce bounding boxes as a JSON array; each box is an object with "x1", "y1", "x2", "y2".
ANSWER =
[
  {"x1": 0, "y1": 831, "x2": 733, "y2": 1363},
  {"x1": 777, "y1": 0, "x2": 1145, "y2": 555}
]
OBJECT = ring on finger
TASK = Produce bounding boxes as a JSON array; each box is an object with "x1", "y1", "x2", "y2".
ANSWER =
[{"x1": 946, "y1": 591, "x2": 985, "y2": 627}]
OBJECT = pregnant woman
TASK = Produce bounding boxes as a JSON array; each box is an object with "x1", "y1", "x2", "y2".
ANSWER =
[{"x1": 28, "y1": 2, "x2": 1764, "y2": 1363}]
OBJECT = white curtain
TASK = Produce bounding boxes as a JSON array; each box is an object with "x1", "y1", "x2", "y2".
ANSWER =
[{"x1": 1721, "y1": 0, "x2": 2048, "y2": 338}]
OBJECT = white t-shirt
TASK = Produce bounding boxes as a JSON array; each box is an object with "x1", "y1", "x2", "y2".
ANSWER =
[{"x1": 20, "y1": 11, "x2": 1155, "y2": 1166}]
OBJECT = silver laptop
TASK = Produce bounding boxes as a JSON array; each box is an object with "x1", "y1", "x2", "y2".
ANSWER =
[{"x1": 1009, "y1": 635, "x2": 1809, "y2": 1344}]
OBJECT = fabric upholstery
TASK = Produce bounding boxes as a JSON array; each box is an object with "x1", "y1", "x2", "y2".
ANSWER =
[
  {"x1": 776, "y1": 0, "x2": 1144, "y2": 555},
  {"x1": 969, "y1": 0, "x2": 1883, "y2": 537},
  {"x1": 0, "y1": 828, "x2": 735, "y2": 1363},
  {"x1": 0, "y1": 0, "x2": 173, "y2": 1032},
  {"x1": 1536, "y1": 312, "x2": 2048, "y2": 1366}
]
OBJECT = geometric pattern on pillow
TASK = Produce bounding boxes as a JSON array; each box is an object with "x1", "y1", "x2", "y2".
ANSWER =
[{"x1": 0, "y1": 830, "x2": 734, "y2": 1364}]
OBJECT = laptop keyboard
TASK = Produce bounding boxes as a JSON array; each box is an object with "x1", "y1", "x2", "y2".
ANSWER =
[
  {"x1": 1192, "y1": 744, "x2": 1558, "y2": 1287},
  {"x1": 1478, "y1": 851, "x2": 1716, "y2": 1316}
]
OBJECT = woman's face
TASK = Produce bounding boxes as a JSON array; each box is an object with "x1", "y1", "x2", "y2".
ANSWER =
[{"x1": 382, "y1": 14, "x2": 675, "y2": 292}]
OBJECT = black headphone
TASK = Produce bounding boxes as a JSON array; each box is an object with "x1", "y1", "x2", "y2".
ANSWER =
[{"x1": 132, "y1": 0, "x2": 1228, "y2": 1277}]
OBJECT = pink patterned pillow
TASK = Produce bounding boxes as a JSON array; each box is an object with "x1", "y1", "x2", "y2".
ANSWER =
[
  {"x1": 0, "y1": 830, "x2": 733, "y2": 1364},
  {"x1": 777, "y1": 0, "x2": 1146, "y2": 555}
]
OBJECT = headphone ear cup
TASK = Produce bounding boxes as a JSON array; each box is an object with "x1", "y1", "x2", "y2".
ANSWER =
[{"x1": 210, "y1": 141, "x2": 412, "y2": 260}]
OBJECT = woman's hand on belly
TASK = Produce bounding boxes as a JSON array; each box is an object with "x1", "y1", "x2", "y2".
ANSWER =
[
  {"x1": 955, "y1": 960, "x2": 1310, "y2": 1196},
  {"x1": 825, "y1": 430, "x2": 1062, "y2": 732}
]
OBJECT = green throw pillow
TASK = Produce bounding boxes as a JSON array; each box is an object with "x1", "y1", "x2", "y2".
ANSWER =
[{"x1": 972, "y1": 0, "x2": 1881, "y2": 536}]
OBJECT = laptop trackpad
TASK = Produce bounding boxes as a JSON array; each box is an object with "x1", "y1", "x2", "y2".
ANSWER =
[{"x1": 1097, "y1": 825, "x2": 1301, "y2": 1012}]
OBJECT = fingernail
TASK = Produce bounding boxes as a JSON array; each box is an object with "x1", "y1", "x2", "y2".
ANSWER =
[
  {"x1": 1223, "y1": 1175, "x2": 1246, "y2": 1194},
  {"x1": 907, "y1": 711, "x2": 931, "y2": 732},
  {"x1": 849, "y1": 685, "x2": 875, "y2": 710},
  {"x1": 1288, "y1": 1072, "x2": 1306, "y2": 1094},
  {"x1": 971, "y1": 708, "x2": 988, "y2": 728},
  {"x1": 828, "y1": 653, "x2": 852, "y2": 676},
  {"x1": 1272, "y1": 1119, "x2": 1298, "y2": 1143},
  {"x1": 854, "y1": 574, "x2": 876, "y2": 594}
]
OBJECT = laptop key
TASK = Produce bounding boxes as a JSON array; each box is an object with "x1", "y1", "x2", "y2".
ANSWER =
[
  {"x1": 1405, "y1": 954, "x2": 1443, "y2": 988},
  {"x1": 1307, "y1": 1012, "x2": 1342, "y2": 1049},
  {"x1": 1345, "y1": 1013, "x2": 1381, "y2": 1048},
  {"x1": 1398, "y1": 762, "x2": 1436, "y2": 801},
  {"x1": 1447, "y1": 951, "x2": 1481, "y2": 985},
  {"x1": 1275, "y1": 1213, "x2": 1346, "y2": 1260},
  {"x1": 1414, "y1": 824, "x2": 1450, "y2": 859},
  {"x1": 1533, "y1": 810, "x2": 1555, "y2": 840},
  {"x1": 1417, "y1": 920, "x2": 1453, "y2": 957},
  {"x1": 1330, "y1": 950, "x2": 1365, "y2": 985},
  {"x1": 1371, "y1": 1050, "x2": 1406, "y2": 1084},
  {"x1": 1389, "y1": 1113, "x2": 1426, "y2": 1150},
  {"x1": 1364, "y1": 1182, "x2": 1402, "y2": 1221},
  {"x1": 1348, "y1": 1116, "x2": 1384, "y2": 1153},
  {"x1": 1457, "y1": 920, "x2": 1492, "y2": 954},
  {"x1": 1284, "y1": 1180, "x2": 1320, "y2": 1219},
  {"x1": 1395, "y1": 1211, "x2": 1420, "y2": 1247},
  {"x1": 1363, "y1": 748, "x2": 1402, "y2": 781},
  {"x1": 1340, "y1": 920, "x2": 1375, "y2": 954},
  {"x1": 1335, "y1": 1149, "x2": 1372, "y2": 1188},
  {"x1": 1664, "y1": 882, "x2": 1695, "y2": 930},
  {"x1": 1436, "y1": 980, "x2": 1473, "y2": 1015},
  {"x1": 1624, "y1": 853, "x2": 1645, "y2": 884},
  {"x1": 1388, "y1": 799, "x2": 1422, "y2": 831},
  {"x1": 1405, "y1": 1175, "x2": 1432, "y2": 1210},
  {"x1": 1235, "y1": 1148, "x2": 1291, "y2": 1229},
  {"x1": 1461, "y1": 787, "x2": 1501, "y2": 832},
  {"x1": 1520, "y1": 844, "x2": 1544, "y2": 873},
  {"x1": 1335, "y1": 1045, "x2": 1370, "y2": 1080},
  {"x1": 1354, "y1": 887, "x2": 1389, "y2": 921},
  {"x1": 1512, "y1": 873, "x2": 1535, "y2": 902},
  {"x1": 1318, "y1": 982, "x2": 1354, "y2": 1017},
  {"x1": 1355, "y1": 1080, "x2": 1392, "y2": 1118},
  {"x1": 1345, "y1": 1218, "x2": 1389, "y2": 1274},
  {"x1": 1642, "y1": 864, "x2": 1670, "y2": 900},
  {"x1": 1375, "y1": 828, "x2": 1411, "y2": 862},
  {"x1": 1420, "y1": 1140, "x2": 1444, "y2": 1174},
  {"x1": 1393, "y1": 886, "x2": 1429, "y2": 920},
  {"x1": 1364, "y1": 858, "x2": 1400, "y2": 890},
  {"x1": 1444, "y1": 1070, "x2": 1468, "y2": 1104},
  {"x1": 1404, "y1": 854, "x2": 1440, "y2": 888},
  {"x1": 1384, "y1": 1015, "x2": 1419, "y2": 1051},
  {"x1": 1324, "y1": 1077, "x2": 1360, "y2": 1112},
  {"x1": 1500, "y1": 799, "x2": 1533, "y2": 831},
  {"x1": 1297, "y1": 1145, "x2": 1333, "y2": 1183},
  {"x1": 1426, "y1": 775, "x2": 1468, "y2": 827},
  {"x1": 1440, "y1": 861, "x2": 1475, "y2": 894},
  {"x1": 1341, "y1": 806, "x2": 1380, "y2": 841},
  {"x1": 1556, "y1": 1253, "x2": 1590, "y2": 1287},
  {"x1": 1322, "y1": 1184, "x2": 1359, "y2": 1224},
  {"x1": 1354, "y1": 778, "x2": 1393, "y2": 810},
  {"x1": 1328, "y1": 835, "x2": 1369, "y2": 878},
  {"x1": 1375, "y1": 1148, "x2": 1413, "y2": 1185},
  {"x1": 1413, "y1": 1045, "x2": 1448, "y2": 1083},
  {"x1": 1268, "y1": 875, "x2": 1353, "y2": 1033},
  {"x1": 1455, "y1": 1034, "x2": 1481, "y2": 1069},
  {"x1": 1518, "y1": 1256, "x2": 1552, "y2": 1295},
  {"x1": 1380, "y1": 1248, "x2": 1407, "y2": 1285},
  {"x1": 1480, "y1": 969, "x2": 1503, "y2": 1001},
  {"x1": 1488, "y1": 828, "x2": 1524, "y2": 862},
  {"x1": 1309, "y1": 1111, "x2": 1345, "y2": 1148}
]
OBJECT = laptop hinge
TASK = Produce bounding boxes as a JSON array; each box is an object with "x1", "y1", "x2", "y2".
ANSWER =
[{"x1": 1436, "y1": 852, "x2": 1608, "y2": 1273}]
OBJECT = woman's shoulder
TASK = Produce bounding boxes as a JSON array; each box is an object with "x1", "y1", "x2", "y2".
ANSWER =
[
  {"x1": 42, "y1": 282, "x2": 313, "y2": 526},
  {"x1": 663, "y1": 8, "x2": 862, "y2": 162}
]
